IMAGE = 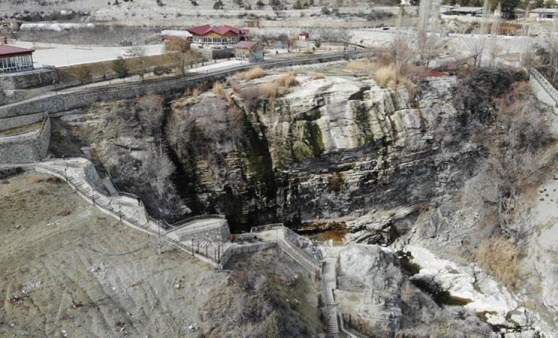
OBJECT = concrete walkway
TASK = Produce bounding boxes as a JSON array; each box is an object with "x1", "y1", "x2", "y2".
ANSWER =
[{"x1": 30, "y1": 158, "x2": 228, "y2": 266}]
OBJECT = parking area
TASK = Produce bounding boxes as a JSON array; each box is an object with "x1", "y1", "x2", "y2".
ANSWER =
[{"x1": 11, "y1": 41, "x2": 165, "y2": 67}]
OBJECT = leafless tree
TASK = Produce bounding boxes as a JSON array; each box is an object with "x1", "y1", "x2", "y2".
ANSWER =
[
  {"x1": 464, "y1": 36, "x2": 487, "y2": 68},
  {"x1": 137, "y1": 95, "x2": 165, "y2": 135},
  {"x1": 417, "y1": 32, "x2": 446, "y2": 69},
  {"x1": 143, "y1": 146, "x2": 176, "y2": 198},
  {"x1": 316, "y1": 28, "x2": 352, "y2": 46},
  {"x1": 131, "y1": 46, "x2": 148, "y2": 80},
  {"x1": 386, "y1": 34, "x2": 415, "y2": 75},
  {"x1": 165, "y1": 40, "x2": 197, "y2": 76}
]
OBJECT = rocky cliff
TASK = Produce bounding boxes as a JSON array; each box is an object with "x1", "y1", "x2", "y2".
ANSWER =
[
  {"x1": 165, "y1": 70, "x2": 478, "y2": 231},
  {"x1": 47, "y1": 65, "x2": 558, "y2": 336}
]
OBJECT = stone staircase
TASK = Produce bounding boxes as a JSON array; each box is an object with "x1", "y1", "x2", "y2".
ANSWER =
[{"x1": 322, "y1": 257, "x2": 340, "y2": 338}]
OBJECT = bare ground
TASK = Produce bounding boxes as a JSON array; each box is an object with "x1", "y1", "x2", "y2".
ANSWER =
[{"x1": 0, "y1": 172, "x2": 225, "y2": 337}]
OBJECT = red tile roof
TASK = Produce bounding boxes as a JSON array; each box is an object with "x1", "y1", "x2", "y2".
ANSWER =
[
  {"x1": 235, "y1": 41, "x2": 257, "y2": 49},
  {"x1": 188, "y1": 24, "x2": 241, "y2": 36},
  {"x1": 0, "y1": 45, "x2": 34, "y2": 57}
]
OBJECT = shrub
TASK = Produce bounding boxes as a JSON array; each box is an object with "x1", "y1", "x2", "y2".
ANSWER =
[
  {"x1": 213, "y1": 0, "x2": 224, "y2": 9},
  {"x1": 112, "y1": 57, "x2": 129, "y2": 78},
  {"x1": 231, "y1": 81, "x2": 242, "y2": 94},
  {"x1": 260, "y1": 82, "x2": 280, "y2": 99},
  {"x1": 374, "y1": 63, "x2": 397, "y2": 88},
  {"x1": 474, "y1": 237, "x2": 520, "y2": 289},
  {"x1": 241, "y1": 66, "x2": 265, "y2": 80},
  {"x1": 70, "y1": 64, "x2": 92, "y2": 84},
  {"x1": 153, "y1": 65, "x2": 172, "y2": 76},
  {"x1": 346, "y1": 60, "x2": 379, "y2": 73},
  {"x1": 213, "y1": 81, "x2": 232, "y2": 104},
  {"x1": 275, "y1": 71, "x2": 298, "y2": 87},
  {"x1": 213, "y1": 81, "x2": 225, "y2": 96}
]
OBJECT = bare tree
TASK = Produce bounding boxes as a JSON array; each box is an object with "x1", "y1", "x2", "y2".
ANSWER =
[
  {"x1": 165, "y1": 39, "x2": 196, "y2": 76},
  {"x1": 316, "y1": 28, "x2": 352, "y2": 46},
  {"x1": 137, "y1": 95, "x2": 165, "y2": 135},
  {"x1": 142, "y1": 145, "x2": 176, "y2": 199},
  {"x1": 463, "y1": 36, "x2": 487, "y2": 68},
  {"x1": 386, "y1": 34, "x2": 415, "y2": 75},
  {"x1": 131, "y1": 46, "x2": 148, "y2": 80},
  {"x1": 417, "y1": 32, "x2": 446, "y2": 69}
]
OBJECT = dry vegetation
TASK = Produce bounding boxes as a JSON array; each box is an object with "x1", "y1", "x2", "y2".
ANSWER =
[
  {"x1": 276, "y1": 71, "x2": 299, "y2": 88},
  {"x1": 202, "y1": 249, "x2": 322, "y2": 337},
  {"x1": 240, "y1": 66, "x2": 265, "y2": 81},
  {"x1": 347, "y1": 35, "x2": 423, "y2": 90},
  {"x1": 234, "y1": 71, "x2": 301, "y2": 107},
  {"x1": 452, "y1": 69, "x2": 557, "y2": 289},
  {"x1": 346, "y1": 60, "x2": 379, "y2": 73},
  {"x1": 474, "y1": 237, "x2": 520, "y2": 290},
  {"x1": 58, "y1": 53, "x2": 179, "y2": 82}
]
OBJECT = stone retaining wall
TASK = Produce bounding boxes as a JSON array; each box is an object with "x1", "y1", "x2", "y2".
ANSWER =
[
  {"x1": 0, "y1": 52, "x2": 358, "y2": 119},
  {"x1": 218, "y1": 242, "x2": 277, "y2": 269},
  {"x1": 0, "y1": 115, "x2": 50, "y2": 164},
  {"x1": 193, "y1": 47, "x2": 235, "y2": 60},
  {"x1": 0, "y1": 68, "x2": 59, "y2": 90},
  {"x1": 0, "y1": 112, "x2": 43, "y2": 131},
  {"x1": 171, "y1": 221, "x2": 230, "y2": 242}
]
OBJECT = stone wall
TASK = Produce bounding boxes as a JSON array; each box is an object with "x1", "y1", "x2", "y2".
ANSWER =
[
  {"x1": 0, "y1": 68, "x2": 59, "y2": 90},
  {"x1": 193, "y1": 47, "x2": 235, "y2": 60},
  {"x1": 168, "y1": 218, "x2": 230, "y2": 242},
  {"x1": 0, "y1": 112, "x2": 43, "y2": 132},
  {"x1": 0, "y1": 52, "x2": 357, "y2": 119},
  {"x1": 218, "y1": 242, "x2": 277, "y2": 269},
  {"x1": 0, "y1": 115, "x2": 50, "y2": 164}
]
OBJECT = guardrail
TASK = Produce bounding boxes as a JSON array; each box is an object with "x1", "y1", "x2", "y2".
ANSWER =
[
  {"x1": 531, "y1": 68, "x2": 558, "y2": 106},
  {"x1": 250, "y1": 223, "x2": 284, "y2": 233},
  {"x1": 163, "y1": 214, "x2": 226, "y2": 229}
]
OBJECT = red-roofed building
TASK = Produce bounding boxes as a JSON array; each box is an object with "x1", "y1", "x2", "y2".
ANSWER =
[
  {"x1": 298, "y1": 32, "x2": 310, "y2": 40},
  {"x1": 187, "y1": 24, "x2": 248, "y2": 46},
  {"x1": 235, "y1": 40, "x2": 262, "y2": 61},
  {"x1": 0, "y1": 45, "x2": 34, "y2": 74}
]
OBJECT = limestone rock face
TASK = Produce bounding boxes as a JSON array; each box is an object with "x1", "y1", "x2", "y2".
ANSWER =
[
  {"x1": 167, "y1": 73, "x2": 478, "y2": 231},
  {"x1": 50, "y1": 98, "x2": 189, "y2": 221},
  {"x1": 335, "y1": 244, "x2": 493, "y2": 337},
  {"x1": 338, "y1": 244, "x2": 403, "y2": 294}
]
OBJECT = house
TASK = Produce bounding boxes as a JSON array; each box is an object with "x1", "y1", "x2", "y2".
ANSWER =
[
  {"x1": 0, "y1": 45, "x2": 34, "y2": 74},
  {"x1": 243, "y1": 19, "x2": 260, "y2": 28},
  {"x1": 187, "y1": 24, "x2": 248, "y2": 46},
  {"x1": 234, "y1": 40, "x2": 262, "y2": 62},
  {"x1": 161, "y1": 30, "x2": 193, "y2": 43},
  {"x1": 446, "y1": 7, "x2": 484, "y2": 16},
  {"x1": 530, "y1": 8, "x2": 558, "y2": 20},
  {"x1": 298, "y1": 32, "x2": 310, "y2": 40},
  {"x1": 161, "y1": 30, "x2": 193, "y2": 51}
]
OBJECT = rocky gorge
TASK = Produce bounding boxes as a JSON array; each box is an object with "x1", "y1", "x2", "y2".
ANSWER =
[{"x1": 48, "y1": 63, "x2": 558, "y2": 336}]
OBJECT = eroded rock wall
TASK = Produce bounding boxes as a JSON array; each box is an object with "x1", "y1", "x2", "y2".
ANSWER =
[{"x1": 166, "y1": 73, "x2": 478, "y2": 230}]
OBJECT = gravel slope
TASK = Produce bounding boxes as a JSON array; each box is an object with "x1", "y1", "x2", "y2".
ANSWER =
[{"x1": 0, "y1": 172, "x2": 224, "y2": 337}]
